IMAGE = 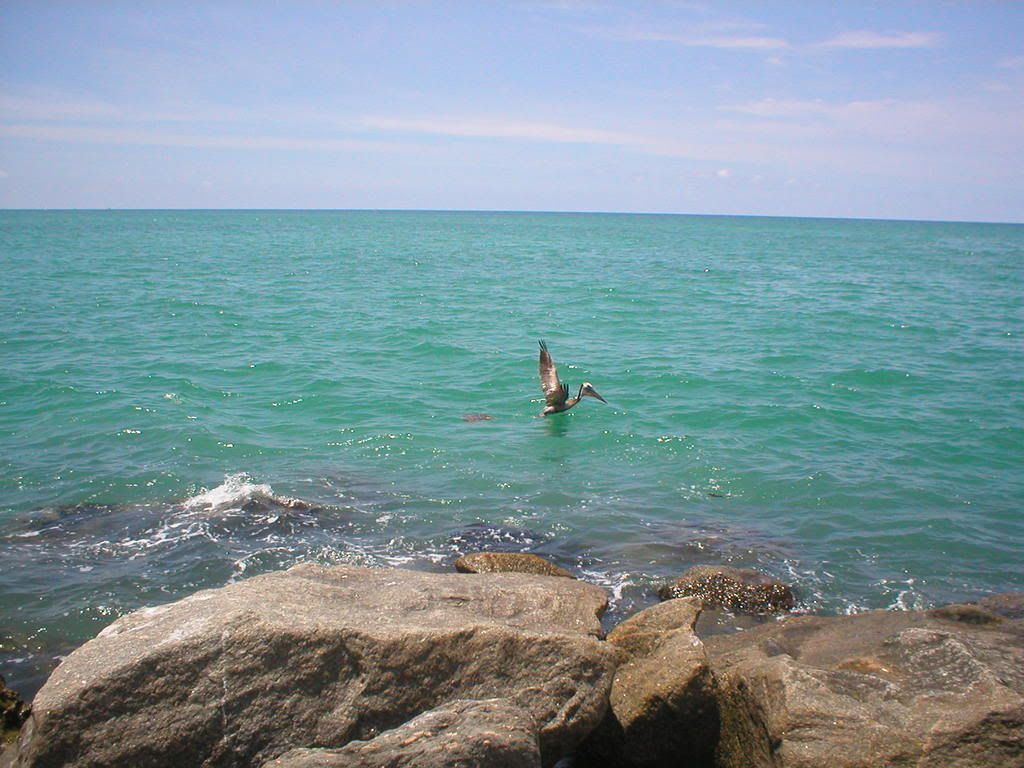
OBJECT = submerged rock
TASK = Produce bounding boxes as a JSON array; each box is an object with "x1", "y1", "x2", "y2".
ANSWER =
[
  {"x1": 14, "y1": 564, "x2": 616, "y2": 768},
  {"x1": 448, "y1": 523, "x2": 545, "y2": 552},
  {"x1": 455, "y1": 552, "x2": 575, "y2": 579},
  {"x1": 1, "y1": 676, "x2": 29, "y2": 747},
  {"x1": 582, "y1": 598, "x2": 719, "y2": 768},
  {"x1": 706, "y1": 604, "x2": 1024, "y2": 768},
  {"x1": 658, "y1": 565, "x2": 794, "y2": 614},
  {"x1": 265, "y1": 698, "x2": 540, "y2": 768}
]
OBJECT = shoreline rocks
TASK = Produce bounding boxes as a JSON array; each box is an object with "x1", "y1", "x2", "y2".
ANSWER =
[
  {"x1": 581, "y1": 598, "x2": 719, "y2": 767},
  {"x1": 7, "y1": 562, "x2": 1023, "y2": 768},
  {"x1": 13, "y1": 565, "x2": 615, "y2": 768},
  {"x1": 706, "y1": 606, "x2": 1024, "y2": 767},
  {"x1": 266, "y1": 698, "x2": 541, "y2": 767},
  {"x1": 1, "y1": 677, "x2": 28, "y2": 749},
  {"x1": 658, "y1": 565, "x2": 795, "y2": 615},
  {"x1": 455, "y1": 552, "x2": 575, "y2": 579}
]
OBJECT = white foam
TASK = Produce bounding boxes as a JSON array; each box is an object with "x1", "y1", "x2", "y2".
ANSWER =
[{"x1": 182, "y1": 472, "x2": 303, "y2": 513}]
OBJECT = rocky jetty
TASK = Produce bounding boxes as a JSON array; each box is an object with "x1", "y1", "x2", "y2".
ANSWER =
[
  {"x1": 455, "y1": 552, "x2": 574, "y2": 579},
  {"x1": 11, "y1": 565, "x2": 615, "y2": 768},
  {"x1": 658, "y1": 565, "x2": 795, "y2": 614},
  {"x1": 6, "y1": 564, "x2": 1023, "y2": 768},
  {"x1": 707, "y1": 605, "x2": 1024, "y2": 767},
  {"x1": 581, "y1": 598, "x2": 719, "y2": 767}
]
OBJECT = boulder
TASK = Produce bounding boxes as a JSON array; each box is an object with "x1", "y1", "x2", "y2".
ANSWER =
[
  {"x1": 658, "y1": 566, "x2": 794, "y2": 614},
  {"x1": 13, "y1": 564, "x2": 616, "y2": 768},
  {"x1": 582, "y1": 598, "x2": 719, "y2": 767},
  {"x1": 1, "y1": 676, "x2": 28, "y2": 747},
  {"x1": 706, "y1": 604, "x2": 1024, "y2": 768},
  {"x1": 265, "y1": 698, "x2": 540, "y2": 767},
  {"x1": 976, "y1": 592, "x2": 1024, "y2": 619},
  {"x1": 456, "y1": 552, "x2": 574, "y2": 579}
]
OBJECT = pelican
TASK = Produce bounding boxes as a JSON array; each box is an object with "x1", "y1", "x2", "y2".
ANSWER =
[{"x1": 538, "y1": 340, "x2": 607, "y2": 416}]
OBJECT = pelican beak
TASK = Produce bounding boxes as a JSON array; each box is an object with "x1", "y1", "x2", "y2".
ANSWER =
[{"x1": 586, "y1": 387, "x2": 607, "y2": 404}]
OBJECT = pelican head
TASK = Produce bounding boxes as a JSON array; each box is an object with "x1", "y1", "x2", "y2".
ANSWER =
[{"x1": 579, "y1": 382, "x2": 607, "y2": 404}]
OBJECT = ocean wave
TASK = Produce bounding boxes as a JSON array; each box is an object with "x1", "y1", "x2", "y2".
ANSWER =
[{"x1": 182, "y1": 472, "x2": 314, "y2": 514}]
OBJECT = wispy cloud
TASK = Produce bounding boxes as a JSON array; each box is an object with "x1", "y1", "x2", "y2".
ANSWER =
[
  {"x1": 605, "y1": 29, "x2": 789, "y2": 50},
  {"x1": 592, "y1": 22, "x2": 942, "y2": 54},
  {"x1": 0, "y1": 123, "x2": 416, "y2": 153},
  {"x1": 725, "y1": 98, "x2": 902, "y2": 119},
  {"x1": 999, "y1": 54, "x2": 1024, "y2": 70},
  {"x1": 360, "y1": 116, "x2": 633, "y2": 145},
  {"x1": 815, "y1": 30, "x2": 941, "y2": 50}
]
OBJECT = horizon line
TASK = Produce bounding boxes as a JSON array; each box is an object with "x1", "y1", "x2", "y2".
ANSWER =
[{"x1": 1, "y1": 207, "x2": 1021, "y2": 227}]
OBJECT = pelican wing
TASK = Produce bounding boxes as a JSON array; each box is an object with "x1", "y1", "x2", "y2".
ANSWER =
[{"x1": 538, "y1": 341, "x2": 568, "y2": 407}]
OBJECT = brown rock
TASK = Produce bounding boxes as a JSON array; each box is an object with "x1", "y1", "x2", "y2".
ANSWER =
[
  {"x1": 264, "y1": 698, "x2": 540, "y2": 768},
  {"x1": 455, "y1": 552, "x2": 574, "y2": 579},
  {"x1": 582, "y1": 598, "x2": 719, "y2": 767},
  {"x1": 706, "y1": 606, "x2": 1024, "y2": 768},
  {"x1": 976, "y1": 592, "x2": 1024, "y2": 620},
  {"x1": 1, "y1": 676, "x2": 29, "y2": 748},
  {"x1": 658, "y1": 565, "x2": 794, "y2": 614},
  {"x1": 13, "y1": 565, "x2": 616, "y2": 768}
]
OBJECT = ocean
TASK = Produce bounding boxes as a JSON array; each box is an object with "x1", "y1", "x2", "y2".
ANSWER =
[{"x1": 1, "y1": 210, "x2": 1022, "y2": 699}]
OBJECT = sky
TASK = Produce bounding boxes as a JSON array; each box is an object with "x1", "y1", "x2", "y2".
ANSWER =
[{"x1": 1, "y1": 1, "x2": 1022, "y2": 221}]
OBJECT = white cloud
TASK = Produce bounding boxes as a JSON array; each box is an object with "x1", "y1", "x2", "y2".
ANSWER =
[
  {"x1": 815, "y1": 30, "x2": 940, "y2": 50},
  {"x1": 716, "y1": 168, "x2": 731, "y2": 178},
  {"x1": 0, "y1": 123, "x2": 417, "y2": 153},
  {"x1": 360, "y1": 116, "x2": 633, "y2": 145},
  {"x1": 595, "y1": 28, "x2": 789, "y2": 50},
  {"x1": 999, "y1": 55, "x2": 1024, "y2": 70},
  {"x1": 725, "y1": 98, "x2": 902, "y2": 119}
]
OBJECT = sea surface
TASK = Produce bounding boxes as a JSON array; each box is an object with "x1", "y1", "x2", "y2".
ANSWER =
[{"x1": 1, "y1": 210, "x2": 1022, "y2": 699}]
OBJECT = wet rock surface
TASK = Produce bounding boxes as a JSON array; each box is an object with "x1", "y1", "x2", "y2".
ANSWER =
[
  {"x1": 455, "y1": 552, "x2": 575, "y2": 579},
  {"x1": 581, "y1": 598, "x2": 719, "y2": 768},
  {"x1": 706, "y1": 605, "x2": 1024, "y2": 768},
  {"x1": 264, "y1": 698, "x2": 540, "y2": 768},
  {"x1": 13, "y1": 565, "x2": 615, "y2": 768},
  {"x1": 976, "y1": 591, "x2": 1024, "y2": 619},
  {"x1": 658, "y1": 565, "x2": 795, "y2": 615},
  {"x1": 1, "y1": 676, "x2": 28, "y2": 747}
]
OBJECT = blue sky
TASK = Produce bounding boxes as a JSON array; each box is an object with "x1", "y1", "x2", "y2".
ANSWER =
[{"x1": 1, "y1": 1, "x2": 1022, "y2": 221}]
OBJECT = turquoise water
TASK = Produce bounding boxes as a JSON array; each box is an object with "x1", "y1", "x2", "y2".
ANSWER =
[{"x1": 2, "y1": 210, "x2": 1022, "y2": 697}]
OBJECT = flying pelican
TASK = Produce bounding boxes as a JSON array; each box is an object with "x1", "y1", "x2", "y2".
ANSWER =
[{"x1": 538, "y1": 340, "x2": 607, "y2": 416}]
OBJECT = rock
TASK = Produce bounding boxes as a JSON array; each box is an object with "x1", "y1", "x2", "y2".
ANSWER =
[
  {"x1": 658, "y1": 565, "x2": 794, "y2": 614},
  {"x1": 582, "y1": 598, "x2": 719, "y2": 767},
  {"x1": 14, "y1": 565, "x2": 616, "y2": 768},
  {"x1": 456, "y1": 552, "x2": 575, "y2": 579},
  {"x1": 1, "y1": 676, "x2": 29, "y2": 747},
  {"x1": 265, "y1": 698, "x2": 540, "y2": 767},
  {"x1": 706, "y1": 606, "x2": 1024, "y2": 768},
  {"x1": 976, "y1": 592, "x2": 1024, "y2": 620},
  {"x1": 926, "y1": 603, "x2": 1003, "y2": 625}
]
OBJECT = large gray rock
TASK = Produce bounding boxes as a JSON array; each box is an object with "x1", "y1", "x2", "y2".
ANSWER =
[
  {"x1": 706, "y1": 606, "x2": 1024, "y2": 768},
  {"x1": 265, "y1": 698, "x2": 540, "y2": 768},
  {"x1": 583, "y1": 598, "x2": 719, "y2": 767},
  {"x1": 14, "y1": 564, "x2": 616, "y2": 768}
]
